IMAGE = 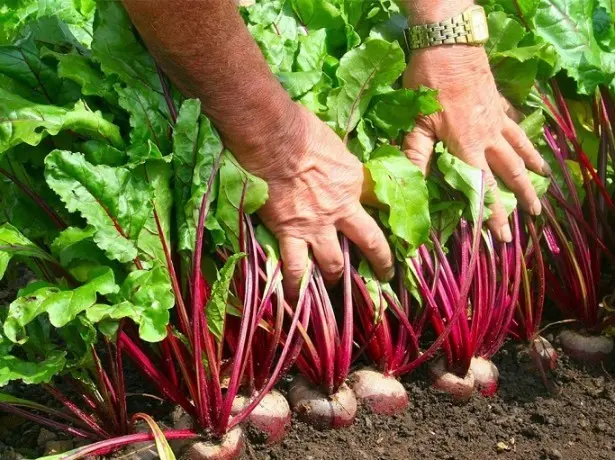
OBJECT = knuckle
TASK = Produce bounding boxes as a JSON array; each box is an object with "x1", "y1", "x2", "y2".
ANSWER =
[
  {"x1": 323, "y1": 258, "x2": 344, "y2": 276},
  {"x1": 404, "y1": 148, "x2": 429, "y2": 166},
  {"x1": 363, "y1": 229, "x2": 385, "y2": 254},
  {"x1": 485, "y1": 174, "x2": 498, "y2": 190},
  {"x1": 284, "y1": 261, "x2": 306, "y2": 278}
]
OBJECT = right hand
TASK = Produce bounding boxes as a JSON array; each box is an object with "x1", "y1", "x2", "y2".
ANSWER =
[{"x1": 240, "y1": 104, "x2": 394, "y2": 299}]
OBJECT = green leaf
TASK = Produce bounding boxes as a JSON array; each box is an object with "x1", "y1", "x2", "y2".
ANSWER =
[
  {"x1": 0, "y1": 344, "x2": 66, "y2": 386},
  {"x1": 92, "y1": 1, "x2": 172, "y2": 155},
  {"x1": 50, "y1": 226, "x2": 109, "y2": 268},
  {"x1": 290, "y1": 0, "x2": 347, "y2": 49},
  {"x1": 365, "y1": 146, "x2": 430, "y2": 252},
  {"x1": 118, "y1": 266, "x2": 174, "y2": 342},
  {"x1": 133, "y1": 413, "x2": 177, "y2": 460},
  {"x1": 366, "y1": 87, "x2": 441, "y2": 139},
  {"x1": 79, "y1": 140, "x2": 127, "y2": 166},
  {"x1": 486, "y1": 11, "x2": 527, "y2": 55},
  {"x1": 529, "y1": 170, "x2": 551, "y2": 197},
  {"x1": 137, "y1": 160, "x2": 173, "y2": 267},
  {"x1": 358, "y1": 258, "x2": 396, "y2": 322},
  {"x1": 0, "y1": 223, "x2": 52, "y2": 279},
  {"x1": 215, "y1": 152, "x2": 269, "y2": 246},
  {"x1": 3, "y1": 267, "x2": 118, "y2": 343},
  {"x1": 0, "y1": 31, "x2": 78, "y2": 105},
  {"x1": 486, "y1": 11, "x2": 541, "y2": 104},
  {"x1": 277, "y1": 71, "x2": 323, "y2": 99},
  {"x1": 296, "y1": 29, "x2": 328, "y2": 72},
  {"x1": 172, "y1": 99, "x2": 225, "y2": 253},
  {"x1": 328, "y1": 38, "x2": 406, "y2": 136},
  {"x1": 0, "y1": 0, "x2": 95, "y2": 46},
  {"x1": 437, "y1": 150, "x2": 491, "y2": 222},
  {"x1": 0, "y1": 91, "x2": 124, "y2": 154},
  {"x1": 45, "y1": 150, "x2": 153, "y2": 263},
  {"x1": 493, "y1": 58, "x2": 539, "y2": 104},
  {"x1": 248, "y1": 24, "x2": 298, "y2": 73},
  {"x1": 533, "y1": 0, "x2": 614, "y2": 94},
  {"x1": 348, "y1": 118, "x2": 377, "y2": 162},
  {"x1": 85, "y1": 301, "x2": 134, "y2": 338},
  {"x1": 40, "y1": 48, "x2": 118, "y2": 105},
  {"x1": 255, "y1": 224, "x2": 281, "y2": 294},
  {"x1": 519, "y1": 109, "x2": 546, "y2": 141},
  {"x1": 206, "y1": 253, "x2": 245, "y2": 341}
]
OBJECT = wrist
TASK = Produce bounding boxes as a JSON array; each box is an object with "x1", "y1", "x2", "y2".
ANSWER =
[
  {"x1": 406, "y1": 0, "x2": 474, "y2": 25},
  {"x1": 227, "y1": 99, "x2": 309, "y2": 180}
]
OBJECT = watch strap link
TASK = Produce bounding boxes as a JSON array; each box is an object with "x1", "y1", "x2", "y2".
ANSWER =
[{"x1": 407, "y1": 13, "x2": 471, "y2": 50}]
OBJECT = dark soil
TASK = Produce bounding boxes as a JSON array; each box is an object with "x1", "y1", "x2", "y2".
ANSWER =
[
  {"x1": 247, "y1": 339, "x2": 615, "y2": 460},
  {"x1": 6, "y1": 337, "x2": 614, "y2": 460}
]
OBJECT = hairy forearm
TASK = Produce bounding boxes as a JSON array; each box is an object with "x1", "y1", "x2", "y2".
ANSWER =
[
  {"x1": 121, "y1": 0, "x2": 295, "y2": 158},
  {"x1": 401, "y1": 0, "x2": 474, "y2": 23}
]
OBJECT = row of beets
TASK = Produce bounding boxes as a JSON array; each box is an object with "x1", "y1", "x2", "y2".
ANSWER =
[{"x1": 2, "y1": 87, "x2": 615, "y2": 460}]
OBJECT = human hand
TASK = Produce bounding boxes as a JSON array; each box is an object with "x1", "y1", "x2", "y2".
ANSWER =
[
  {"x1": 402, "y1": 46, "x2": 550, "y2": 241},
  {"x1": 242, "y1": 104, "x2": 394, "y2": 298}
]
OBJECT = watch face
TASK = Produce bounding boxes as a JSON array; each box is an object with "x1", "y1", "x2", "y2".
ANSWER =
[{"x1": 469, "y1": 9, "x2": 489, "y2": 43}]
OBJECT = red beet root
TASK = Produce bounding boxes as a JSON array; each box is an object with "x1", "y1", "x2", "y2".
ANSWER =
[
  {"x1": 185, "y1": 427, "x2": 244, "y2": 460},
  {"x1": 231, "y1": 390, "x2": 291, "y2": 445},
  {"x1": 349, "y1": 368, "x2": 408, "y2": 415},
  {"x1": 559, "y1": 329, "x2": 614, "y2": 362},
  {"x1": 470, "y1": 357, "x2": 499, "y2": 396},
  {"x1": 531, "y1": 336, "x2": 558, "y2": 371},
  {"x1": 428, "y1": 356, "x2": 475, "y2": 402},
  {"x1": 288, "y1": 376, "x2": 357, "y2": 430}
]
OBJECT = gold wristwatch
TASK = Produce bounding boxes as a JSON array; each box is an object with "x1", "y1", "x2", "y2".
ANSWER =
[{"x1": 406, "y1": 5, "x2": 489, "y2": 50}]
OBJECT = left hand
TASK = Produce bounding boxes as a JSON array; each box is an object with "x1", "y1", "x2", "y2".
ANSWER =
[{"x1": 402, "y1": 46, "x2": 550, "y2": 242}]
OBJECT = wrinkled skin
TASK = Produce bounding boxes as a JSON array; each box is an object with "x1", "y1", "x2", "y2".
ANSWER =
[
  {"x1": 402, "y1": 46, "x2": 550, "y2": 241},
  {"x1": 248, "y1": 105, "x2": 394, "y2": 297}
]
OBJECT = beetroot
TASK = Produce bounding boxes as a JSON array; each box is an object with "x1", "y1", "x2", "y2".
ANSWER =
[
  {"x1": 231, "y1": 391, "x2": 291, "y2": 444},
  {"x1": 186, "y1": 427, "x2": 244, "y2": 460},
  {"x1": 470, "y1": 357, "x2": 499, "y2": 397},
  {"x1": 558, "y1": 329, "x2": 614, "y2": 362},
  {"x1": 428, "y1": 357, "x2": 475, "y2": 402},
  {"x1": 349, "y1": 368, "x2": 408, "y2": 415},
  {"x1": 288, "y1": 376, "x2": 357, "y2": 430},
  {"x1": 290, "y1": 239, "x2": 358, "y2": 429}
]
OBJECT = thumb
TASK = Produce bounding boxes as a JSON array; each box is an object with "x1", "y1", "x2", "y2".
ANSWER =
[{"x1": 403, "y1": 123, "x2": 437, "y2": 175}]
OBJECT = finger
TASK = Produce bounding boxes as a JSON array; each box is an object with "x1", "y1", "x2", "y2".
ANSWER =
[
  {"x1": 337, "y1": 207, "x2": 394, "y2": 281},
  {"x1": 279, "y1": 236, "x2": 309, "y2": 300},
  {"x1": 402, "y1": 123, "x2": 437, "y2": 175},
  {"x1": 310, "y1": 229, "x2": 345, "y2": 285},
  {"x1": 487, "y1": 138, "x2": 541, "y2": 217},
  {"x1": 502, "y1": 118, "x2": 551, "y2": 175},
  {"x1": 500, "y1": 95, "x2": 522, "y2": 123},
  {"x1": 458, "y1": 149, "x2": 512, "y2": 242}
]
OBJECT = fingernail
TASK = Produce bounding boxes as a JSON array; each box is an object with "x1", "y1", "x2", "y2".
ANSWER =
[
  {"x1": 541, "y1": 160, "x2": 552, "y2": 176},
  {"x1": 530, "y1": 198, "x2": 542, "y2": 216},
  {"x1": 497, "y1": 224, "x2": 513, "y2": 243},
  {"x1": 384, "y1": 266, "x2": 395, "y2": 282}
]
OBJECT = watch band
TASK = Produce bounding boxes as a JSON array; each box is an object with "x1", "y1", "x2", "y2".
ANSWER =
[
  {"x1": 407, "y1": 14, "x2": 470, "y2": 49},
  {"x1": 406, "y1": 6, "x2": 488, "y2": 50}
]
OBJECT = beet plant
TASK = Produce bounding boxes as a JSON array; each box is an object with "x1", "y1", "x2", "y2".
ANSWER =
[
  {"x1": 412, "y1": 150, "x2": 550, "y2": 401},
  {"x1": 534, "y1": 83, "x2": 615, "y2": 362},
  {"x1": 0, "y1": 2, "x2": 309, "y2": 457},
  {"x1": 480, "y1": 0, "x2": 615, "y2": 362}
]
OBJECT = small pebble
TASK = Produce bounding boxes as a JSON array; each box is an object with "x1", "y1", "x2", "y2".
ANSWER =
[
  {"x1": 546, "y1": 448, "x2": 563, "y2": 460},
  {"x1": 37, "y1": 428, "x2": 57, "y2": 447}
]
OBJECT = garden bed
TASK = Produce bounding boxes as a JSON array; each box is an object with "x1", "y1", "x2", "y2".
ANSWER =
[
  {"x1": 254, "y1": 345, "x2": 615, "y2": 460},
  {"x1": 2, "y1": 339, "x2": 614, "y2": 460}
]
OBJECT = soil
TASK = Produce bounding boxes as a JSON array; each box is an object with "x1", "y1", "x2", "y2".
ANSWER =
[
  {"x1": 2, "y1": 268, "x2": 615, "y2": 459},
  {"x1": 3, "y1": 338, "x2": 615, "y2": 460},
  {"x1": 246, "y1": 339, "x2": 615, "y2": 460}
]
